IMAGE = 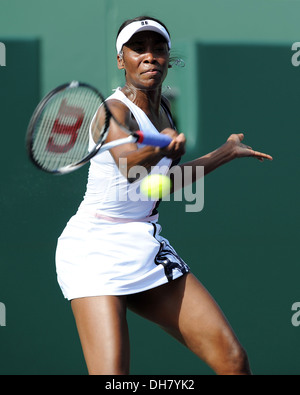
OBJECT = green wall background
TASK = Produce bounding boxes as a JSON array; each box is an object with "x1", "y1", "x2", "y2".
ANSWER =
[{"x1": 0, "y1": 0, "x2": 299, "y2": 375}]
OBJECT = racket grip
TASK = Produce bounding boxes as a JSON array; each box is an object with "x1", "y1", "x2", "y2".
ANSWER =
[{"x1": 136, "y1": 131, "x2": 172, "y2": 148}]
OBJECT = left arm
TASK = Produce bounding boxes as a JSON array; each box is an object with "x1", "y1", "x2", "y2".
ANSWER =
[{"x1": 169, "y1": 133, "x2": 273, "y2": 188}]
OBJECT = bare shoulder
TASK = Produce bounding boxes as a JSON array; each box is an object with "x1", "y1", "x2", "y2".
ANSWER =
[
  {"x1": 106, "y1": 98, "x2": 139, "y2": 132},
  {"x1": 91, "y1": 99, "x2": 133, "y2": 143},
  {"x1": 106, "y1": 98, "x2": 132, "y2": 126}
]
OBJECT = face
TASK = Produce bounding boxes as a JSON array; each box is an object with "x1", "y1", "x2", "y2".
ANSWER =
[{"x1": 117, "y1": 31, "x2": 170, "y2": 90}]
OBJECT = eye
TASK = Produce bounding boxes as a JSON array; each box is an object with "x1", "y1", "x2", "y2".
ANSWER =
[
  {"x1": 154, "y1": 44, "x2": 168, "y2": 54},
  {"x1": 127, "y1": 42, "x2": 145, "y2": 53},
  {"x1": 133, "y1": 46, "x2": 144, "y2": 54}
]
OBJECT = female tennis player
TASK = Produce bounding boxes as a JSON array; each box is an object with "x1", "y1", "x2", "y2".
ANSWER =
[{"x1": 55, "y1": 16, "x2": 272, "y2": 375}]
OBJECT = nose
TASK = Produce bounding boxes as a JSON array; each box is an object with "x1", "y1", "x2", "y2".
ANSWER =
[{"x1": 143, "y1": 49, "x2": 156, "y2": 63}]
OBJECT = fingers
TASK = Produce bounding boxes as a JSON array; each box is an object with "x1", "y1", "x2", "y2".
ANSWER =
[
  {"x1": 228, "y1": 133, "x2": 244, "y2": 142},
  {"x1": 160, "y1": 132, "x2": 186, "y2": 159},
  {"x1": 252, "y1": 150, "x2": 273, "y2": 161},
  {"x1": 239, "y1": 133, "x2": 273, "y2": 161},
  {"x1": 160, "y1": 128, "x2": 179, "y2": 139},
  {"x1": 168, "y1": 134, "x2": 186, "y2": 158},
  {"x1": 228, "y1": 133, "x2": 273, "y2": 162}
]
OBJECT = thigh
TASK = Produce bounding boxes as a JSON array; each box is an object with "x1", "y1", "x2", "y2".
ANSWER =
[
  {"x1": 127, "y1": 273, "x2": 244, "y2": 372},
  {"x1": 71, "y1": 295, "x2": 130, "y2": 375}
]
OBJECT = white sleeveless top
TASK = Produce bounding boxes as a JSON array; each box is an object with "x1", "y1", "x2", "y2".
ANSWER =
[
  {"x1": 55, "y1": 89, "x2": 190, "y2": 300},
  {"x1": 77, "y1": 88, "x2": 172, "y2": 220}
]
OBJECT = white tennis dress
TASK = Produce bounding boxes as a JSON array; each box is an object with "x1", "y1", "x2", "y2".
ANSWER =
[{"x1": 55, "y1": 88, "x2": 190, "y2": 300}]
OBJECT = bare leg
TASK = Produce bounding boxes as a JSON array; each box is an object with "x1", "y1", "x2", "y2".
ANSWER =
[
  {"x1": 71, "y1": 295, "x2": 130, "y2": 375},
  {"x1": 128, "y1": 273, "x2": 251, "y2": 375}
]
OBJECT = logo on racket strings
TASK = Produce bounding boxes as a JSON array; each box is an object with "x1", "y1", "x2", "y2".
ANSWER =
[
  {"x1": 0, "y1": 42, "x2": 6, "y2": 67},
  {"x1": 46, "y1": 99, "x2": 84, "y2": 153},
  {"x1": 0, "y1": 302, "x2": 6, "y2": 327}
]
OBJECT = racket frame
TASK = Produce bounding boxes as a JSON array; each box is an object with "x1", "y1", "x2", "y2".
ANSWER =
[
  {"x1": 26, "y1": 81, "x2": 172, "y2": 175},
  {"x1": 26, "y1": 81, "x2": 112, "y2": 174}
]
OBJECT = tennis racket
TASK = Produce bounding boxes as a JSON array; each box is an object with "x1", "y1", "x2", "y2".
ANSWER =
[{"x1": 26, "y1": 81, "x2": 172, "y2": 174}]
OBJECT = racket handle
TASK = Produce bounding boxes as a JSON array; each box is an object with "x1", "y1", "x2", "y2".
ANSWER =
[{"x1": 136, "y1": 131, "x2": 172, "y2": 148}]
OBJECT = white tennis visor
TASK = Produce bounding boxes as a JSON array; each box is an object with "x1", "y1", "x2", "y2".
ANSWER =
[{"x1": 116, "y1": 20, "x2": 171, "y2": 54}]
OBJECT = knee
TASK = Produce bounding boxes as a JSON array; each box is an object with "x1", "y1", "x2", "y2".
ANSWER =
[
  {"x1": 220, "y1": 341, "x2": 251, "y2": 375},
  {"x1": 88, "y1": 360, "x2": 130, "y2": 375},
  {"x1": 88, "y1": 367, "x2": 129, "y2": 375}
]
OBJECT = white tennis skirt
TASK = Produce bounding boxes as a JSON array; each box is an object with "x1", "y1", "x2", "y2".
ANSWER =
[{"x1": 55, "y1": 211, "x2": 190, "y2": 300}]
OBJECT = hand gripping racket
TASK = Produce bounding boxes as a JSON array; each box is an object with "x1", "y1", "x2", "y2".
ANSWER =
[{"x1": 26, "y1": 81, "x2": 172, "y2": 174}]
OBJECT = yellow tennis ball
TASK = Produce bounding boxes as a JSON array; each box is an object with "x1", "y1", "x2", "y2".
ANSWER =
[{"x1": 140, "y1": 174, "x2": 172, "y2": 199}]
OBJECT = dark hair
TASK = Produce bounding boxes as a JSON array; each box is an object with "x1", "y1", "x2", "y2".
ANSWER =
[{"x1": 116, "y1": 15, "x2": 171, "y2": 40}]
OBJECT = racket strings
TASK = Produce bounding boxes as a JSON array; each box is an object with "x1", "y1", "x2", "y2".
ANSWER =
[{"x1": 31, "y1": 86, "x2": 104, "y2": 172}]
